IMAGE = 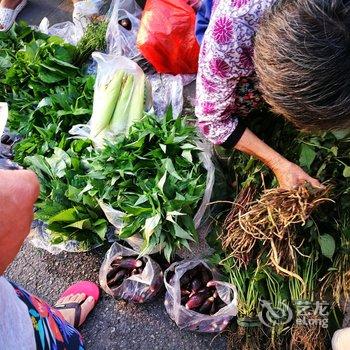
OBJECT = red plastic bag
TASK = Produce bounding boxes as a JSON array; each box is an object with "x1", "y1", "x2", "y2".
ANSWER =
[{"x1": 137, "y1": 0, "x2": 200, "y2": 75}]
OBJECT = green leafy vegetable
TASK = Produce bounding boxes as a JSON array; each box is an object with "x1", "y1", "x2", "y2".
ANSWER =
[
  {"x1": 74, "y1": 19, "x2": 108, "y2": 67},
  {"x1": 318, "y1": 234, "x2": 336, "y2": 260},
  {"x1": 86, "y1": 112, "x2": 206, "y2": 259}
]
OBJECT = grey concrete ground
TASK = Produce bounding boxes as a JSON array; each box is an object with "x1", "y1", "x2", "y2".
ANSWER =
[
  {"x1": 6, "y1": 241, "x2": 227, "y2": 350},
  {"x1": 19, "y1": 0, "x2": 74, "y2": 24}
]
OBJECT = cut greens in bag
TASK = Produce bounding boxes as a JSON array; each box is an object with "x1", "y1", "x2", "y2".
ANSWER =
[
  {"x1": 69, "y1": 52, "x2": 151, "y2": 148},
  {"x1": 164, "y1": 260, "x2": 238, "y2": 333},
  {"x1": 99, "y1": 242, "x2": 164, "y2": 302}
]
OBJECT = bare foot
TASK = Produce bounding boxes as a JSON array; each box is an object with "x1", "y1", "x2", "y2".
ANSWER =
[
  {"x1": 0, "y1": 0, "x2": 22, "y2": 9},
  {"x1": 55, "y1": 293, "x2": 95, "y2": 327}
]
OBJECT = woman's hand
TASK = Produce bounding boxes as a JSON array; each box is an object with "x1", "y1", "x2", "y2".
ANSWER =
[
  {"x1": 235, "y1": 128, "x2": 322, "y2": 190},
  {"x1": 271, "y1": 159, "x2": 322, "y2": 190}
]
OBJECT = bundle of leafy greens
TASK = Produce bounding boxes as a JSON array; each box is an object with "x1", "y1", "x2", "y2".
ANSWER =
[
  {"x1": 0, "y1": 22, "x2": 104, "y2": 247},
  {"x1": 74, "y1": 18, "x2": 108, "y2": 67},
  {"x1": 25, "y1": 139, "x2": 108, "y2": 247},
  {"x1": 86, "y1": 112, "x2": 207, "y2": 260},
  {"x1": 0, "y1": 22, "x2": 95, "y2": 164}
]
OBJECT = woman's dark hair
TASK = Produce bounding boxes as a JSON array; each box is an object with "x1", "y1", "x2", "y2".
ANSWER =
[{"x1": 254, "y1": 0, "x2": 350, "y2": 131}]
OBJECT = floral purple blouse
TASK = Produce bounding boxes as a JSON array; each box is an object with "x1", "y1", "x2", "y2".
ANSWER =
[{"x1": 195, "y1": 0, "x2": 276, "y2": 147}]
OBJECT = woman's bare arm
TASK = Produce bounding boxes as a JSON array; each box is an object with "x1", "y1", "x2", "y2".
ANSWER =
[{"x1": 235, "y1": 128, "x2": 322, "y2": 189}]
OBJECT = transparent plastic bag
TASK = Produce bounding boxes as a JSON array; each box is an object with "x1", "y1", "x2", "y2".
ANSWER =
[
  {"x1": 117, "y1": 10, "x2": 141, "y2": 58},
  {"x1": 99, "y1": 242, "x2": 164, "y2": 302},
  {"x1": 177, "y1": 140, "x2": 215, "y2": 258},
  {"x1": 164, "y1": 260, "x2": 238, "y2": 332},
  {"x1": 146, "y1": 73, "x2": 196, "y2": 119},
  {"x1": 148, "y1": 74, "x2": 184, "y2": 119},
  {"x1": 0, "y1": 102, "x2": 21, "y2": 170},
  {"x1": 0, "y1": 102, "x2": 8, "y2": 138},
  {"x1": 38, "y1": 0, "x2": 104, "y2": 45},
  {"x1": 98, "y1": 201, "x2": 165, "y2": 255},
  {"x1": 0, "y1": 128, "x2": 22, "y2": 167},
  {"x1": 106, "y1": 0, "x2": 142, "y2": 56},
  {"x1": 39, "y1": 19, "x2": 78, "y2": 45},
  {"x1": 29, "y1": 220, "x2": 116, "y2": 254},
  {"x1": 69, "y1": 52, "x2": 151, "y2": 148}
]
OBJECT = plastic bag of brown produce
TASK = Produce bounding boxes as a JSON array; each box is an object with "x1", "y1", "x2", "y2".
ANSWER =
[
  {"x1": 99, "y1": 242, "x2": 163, "y2": 302},
  {"x1": 164, "y1": 260, "x2": 238, "y2": 332}
]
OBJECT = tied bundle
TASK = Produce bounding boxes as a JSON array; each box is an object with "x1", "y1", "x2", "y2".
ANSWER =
[{"x1": 220, "y1": 185, "x2": 332, "y2": 278}]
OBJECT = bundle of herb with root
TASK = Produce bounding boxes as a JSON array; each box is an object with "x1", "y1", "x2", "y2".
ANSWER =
[
  {"x1": 219, "y1": 185, "x2": 257, "y2": 265},
  {"x1": 321, "y1": 212, "x2": 350, "y2": 312},
  {"x1": 289, "y1": 253, "x2": 328, "y2": 350},
  {"x1": 263, "y1": 268, "x2": 292, "y2": 350},
  {"x1": 223, "y1": 258, "x2": 266, "y2": 350},
  {"x1": 220, "y1": 185, "x2": 332, "y2": 272}
]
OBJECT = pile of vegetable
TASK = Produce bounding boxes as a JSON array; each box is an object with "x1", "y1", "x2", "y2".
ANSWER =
[
  {"x1": 0, "y1": 22, "x2": 208, "y2": 258},
  {"x1": 74, "y1": 18, "x2": 108, "y2": 67},
  {"x1": 214, "y1": 110, "x2": 350, "y2": 349},
  {"x1": 174, "y1": 264, "x2": 226, "y2": 315},
  {"x1": 107, "y1": 256, "x2": 145, "y2": 289},
  {"x1": 87, "y1": 112, "x2": 207, "y2": 258},
  {"x1": 164, "y1": 260, "x2": 237, "y2": 333},
  {"x1": 0, "y1": 22, "x2": 96, "y2": 164},
  {"x1": 99, "y1": 242, "x2": 164, "y2": 303},
  {"x1": 2, "y1": 18, "x2": 350, "y2": 349}
]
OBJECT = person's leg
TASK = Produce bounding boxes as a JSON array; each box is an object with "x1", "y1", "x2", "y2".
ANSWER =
[
  {"x1": 10, "y1": 281, "x2": 96, "y2": 350},
  {"x1": 0, "y1": 170, "x2": 39, "y2": 274},
  {"x1": 0, "y1": 0, "x2": 27, "y2": 31},
  {"x1": 55, "y1": 293, "x2": 95, "y2": 327},
  {"x1": 0, "y1": 0, "x2": 22, "y2": 9}
]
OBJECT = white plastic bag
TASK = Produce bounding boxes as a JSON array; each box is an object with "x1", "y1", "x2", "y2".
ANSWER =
[
  {"x1": 106, "y1": 0, "x2": 141, "y2": 57},
  {"x1": 69, "y1": 52, "x2": 150, "y2": 148},
  {"x1": 99, "y1": 242, "x2": 164, "y2": 302},
  {"x1": 147, "y1": 74, "x2": 196, "y2": 119},
  {"x1": 164, "y1": 260, "x2": 238, "y2": 333},
  {"x1": 29, "y1": 220, "x2": 116, "y2": 254}
]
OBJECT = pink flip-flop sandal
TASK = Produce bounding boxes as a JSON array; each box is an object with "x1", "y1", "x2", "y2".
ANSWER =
[{"x1": 55, "y1": 281, "x2": 100, "y2": 328}]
